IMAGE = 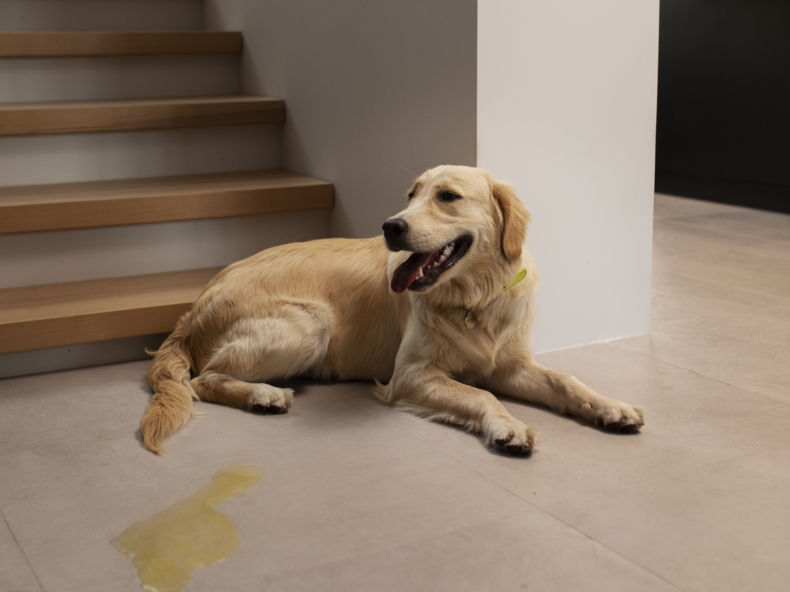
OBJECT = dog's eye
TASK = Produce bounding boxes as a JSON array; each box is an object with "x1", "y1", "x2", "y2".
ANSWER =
[
  {"x1": 407, "y1": 191, "x2": 415, "y2": 200},
  {"x1": 438, "y1": 190, "x2": 462, "y2": 203}
]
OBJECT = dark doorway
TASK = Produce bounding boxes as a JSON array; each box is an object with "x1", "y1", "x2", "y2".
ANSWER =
[{"x1": 655, "y1": 0, "x2": 790, "y2": 214}]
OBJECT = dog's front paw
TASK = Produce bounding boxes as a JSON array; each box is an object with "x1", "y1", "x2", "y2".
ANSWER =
[
  {"x1": 584, "y1": 399, "x2": 644, "y2": 433},
  {"x1": 249, "y1": 386, "x2": 294, "y2": 414},
  {"x1": 485, "y1": 415, "x2": 538, "y2": 455}
]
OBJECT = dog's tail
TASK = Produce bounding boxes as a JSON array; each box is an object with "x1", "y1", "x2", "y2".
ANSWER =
[{"x1": 140, "y1": 317, "x2": 197, "y2": 454}]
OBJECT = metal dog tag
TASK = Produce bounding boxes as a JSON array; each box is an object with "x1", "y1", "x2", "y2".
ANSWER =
[{"x1": 464, "y1": 310, "x2": 479, "y2": 330}]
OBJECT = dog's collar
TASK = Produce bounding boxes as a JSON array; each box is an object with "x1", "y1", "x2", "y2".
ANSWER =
[{"x1": 464, "y1": 268, "x2": 528, "y2": 330}]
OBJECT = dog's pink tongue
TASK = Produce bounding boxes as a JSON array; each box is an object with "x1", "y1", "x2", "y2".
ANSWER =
[{"x1": 391, "y1": 252, "x2": 433, "y2": 293}]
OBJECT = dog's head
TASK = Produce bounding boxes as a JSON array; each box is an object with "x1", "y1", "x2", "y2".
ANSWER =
[{"x1": 383, "y1": 165, "x2": 530, "y2": 294}]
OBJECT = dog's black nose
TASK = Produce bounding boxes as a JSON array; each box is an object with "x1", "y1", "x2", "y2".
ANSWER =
[
  {"x1": 382, "y1": 218, "x2": 409, "y2": 251},
  {"x1": 383, "y1": 218, "x2": 408, "y2": 236},
  {"x1": 383, "y1": 218, "x2": 407, "y2": 235}
]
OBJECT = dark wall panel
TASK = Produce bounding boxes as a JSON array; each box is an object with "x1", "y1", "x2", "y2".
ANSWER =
[{"x1": 656, "y1": 0, "x2": 790, "y2": 213}]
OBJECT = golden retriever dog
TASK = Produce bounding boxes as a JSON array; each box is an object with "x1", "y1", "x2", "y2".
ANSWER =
[{"x1": 140, "y1": 165, "x2": 644, "y2": 454}]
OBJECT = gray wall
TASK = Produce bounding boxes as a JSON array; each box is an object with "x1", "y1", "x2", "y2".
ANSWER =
[
  {"x1": 0, "y1": 0, "x2": 203, "y2": 31},
  {"x1": 206, "y1": 0, "x2": 478, "y2": 239}
]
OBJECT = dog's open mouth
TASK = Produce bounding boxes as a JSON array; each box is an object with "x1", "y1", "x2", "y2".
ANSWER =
[{"x1": 390, "y1": 235, "x2": 472, "y2": 293}]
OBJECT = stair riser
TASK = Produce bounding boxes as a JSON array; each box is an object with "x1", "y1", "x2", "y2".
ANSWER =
[
  {"x1": 0, "y1": 55, "x2": 240, "y2": 103},
  {"x1": 0, "y1": 0, "x2": 203, "y2": 32},
  {"x1": 0, "y1": 209, "x2": 331, "y2": 290},
  {"x1": 0, "y1": 124, "x2": 279, "y2": 187}
]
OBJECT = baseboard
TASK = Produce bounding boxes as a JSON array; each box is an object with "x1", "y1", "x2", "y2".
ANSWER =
[
  {"x1": 655, "y1": 172, "x2": 790, "y2": 215},
  {"x1": 0, "y1": 333, "x2": 167, "y2": 380}
]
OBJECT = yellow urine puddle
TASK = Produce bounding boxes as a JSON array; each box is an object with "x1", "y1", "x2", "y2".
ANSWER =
[{"x1": 112, "y1": 466, "x2": 263, "y2": 592}]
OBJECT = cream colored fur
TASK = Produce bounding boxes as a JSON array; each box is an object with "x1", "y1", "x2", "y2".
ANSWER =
[{"x1": 141, "y1": 165, "x2": 644, "y2": 454}]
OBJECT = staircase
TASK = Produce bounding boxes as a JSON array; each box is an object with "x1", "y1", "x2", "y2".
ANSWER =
[{"x1": 0, "y1": 4, "x2": 333, "y2": 377}]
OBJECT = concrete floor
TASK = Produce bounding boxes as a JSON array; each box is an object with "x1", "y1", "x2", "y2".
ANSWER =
[{"x1": 2, "y1": 194, "x2": 789, "y2": 592}]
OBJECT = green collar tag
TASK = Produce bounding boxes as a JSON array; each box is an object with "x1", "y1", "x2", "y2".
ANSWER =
[
  {"x1": 464, "y1": 268, "x2": 528, "y2": 330},
  {"x1": 503, "y1": 268, "x2": 527, "y2": 292}
]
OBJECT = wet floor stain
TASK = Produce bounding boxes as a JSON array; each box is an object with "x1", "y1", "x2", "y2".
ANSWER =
[{"x1": 112, "y1": 466, "x2": 263, "y2": 592}]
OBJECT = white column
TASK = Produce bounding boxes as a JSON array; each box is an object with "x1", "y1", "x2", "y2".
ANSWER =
[{"x1": 478, "y1": 0, "x2": 660, "y2": 351}]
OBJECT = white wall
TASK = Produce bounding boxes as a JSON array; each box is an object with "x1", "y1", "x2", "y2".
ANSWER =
[
  {"x1": 205, "y1": 0, "x2": 478, "y2": 239},
  {"x1": 478, "y1": 0, "x2": 659, "y2": 351}
]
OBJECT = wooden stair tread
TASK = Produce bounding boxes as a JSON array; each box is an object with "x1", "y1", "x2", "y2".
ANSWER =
[
  {"x1": 0, "y1": 169, "x2": 334, "y2": 233},
  {"x1": 0, "y1": 268, "x2": 221, "y2": 354},
  {"x1": 0, "y1": 95, "x2": 285, "y2": 136},
  {"x1": 0, "y1": 31, "x2": 242, "y2": 57}
]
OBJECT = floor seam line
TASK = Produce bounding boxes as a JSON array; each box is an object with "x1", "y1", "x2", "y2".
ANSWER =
[
  {"x1": 257, "y1": 508, "x2": 537, "y2": 584},
  {"x1": 402, "y1": 421, "x2": 719, "y2": 591},
  {"x1": 534, "y1": 505, "x2": 689, "y2": 591},
  {"x1": 389, "y1": 384, "x2": 783, "y2": 524},
  {"x1": 385, "y1": 418, "x2": 545, "y2": 512},
  {"x1": 659, "y1": 216, "x2": 790, "y2": 244},
  {"x1": 605, "y1": 341, "x2": 790, "y2": 409},
  {"x1": 1, "y1": 507, "x2": 47, "y2": 592},
  {"x1": 653, "y1": 266, "x2": 790, "y2": 304},
  {"x1": 655, "y1": 219, "x2": 774, "y2": 249}
]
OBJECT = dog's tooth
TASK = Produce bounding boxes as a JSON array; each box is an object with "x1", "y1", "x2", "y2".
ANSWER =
[{"x1": 443, "y1": 245, "x2": 452, "y2": 256}]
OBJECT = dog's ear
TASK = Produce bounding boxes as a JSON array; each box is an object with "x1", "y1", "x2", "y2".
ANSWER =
[{"x1": 492, "y1": 179, "x2": 530, "y2": 260}]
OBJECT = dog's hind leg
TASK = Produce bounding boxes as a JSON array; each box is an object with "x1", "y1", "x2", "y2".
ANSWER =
[
  {"x1": 192, "y1": 371, "x2": 295, "y2": 413},
  {"x1": 191, "y1": 301, "x2": 333, "y2": 413}
]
